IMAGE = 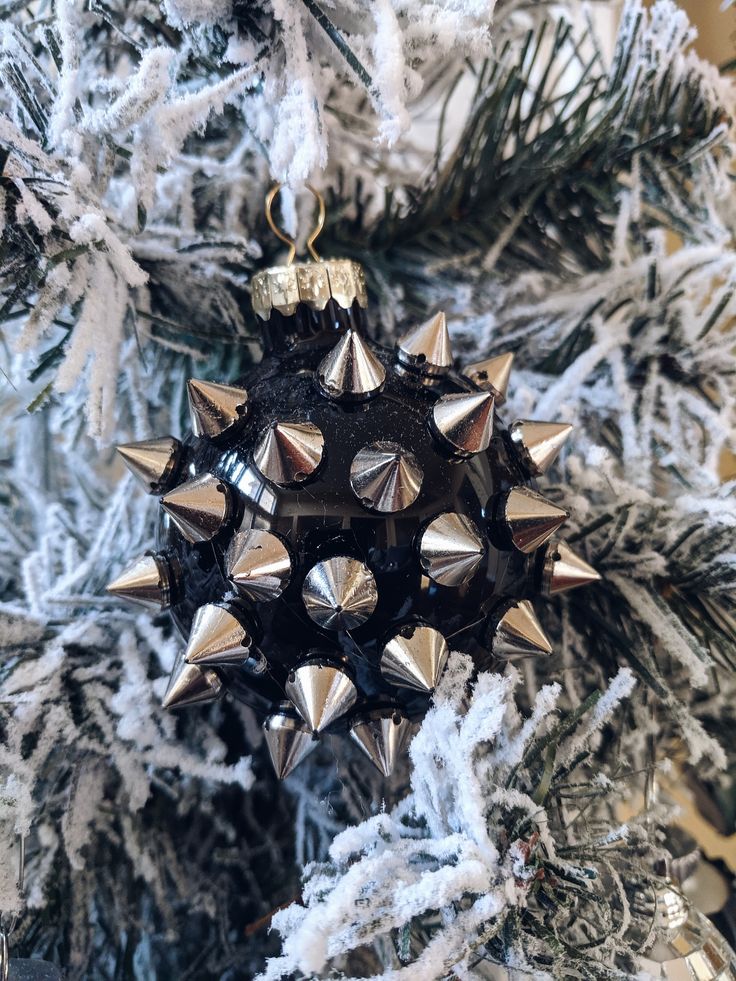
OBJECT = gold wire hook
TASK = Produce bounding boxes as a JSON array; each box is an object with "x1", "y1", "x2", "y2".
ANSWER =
[
  {"x1": 264, "y1": 183, "x2": 325, "y2": 265},
  {"x1": 265, "y1": 183, "x2": 296, "y2": 265},
  {"x1": 305, "y1": 183, "x2": 325, "y2": 261}
]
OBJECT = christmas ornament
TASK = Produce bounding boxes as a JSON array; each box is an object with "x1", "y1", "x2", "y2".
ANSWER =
[
  {"x1": 633, "y1": 883, "x2": 736, "y2": 980},
  {"x1": 107, "y1": 185, "x2": 601, "y2": 779}
]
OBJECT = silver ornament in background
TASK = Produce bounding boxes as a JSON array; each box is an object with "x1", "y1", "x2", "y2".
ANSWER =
[{"x1": 634, "y1": 884, "x2": 736, "y2": 980}]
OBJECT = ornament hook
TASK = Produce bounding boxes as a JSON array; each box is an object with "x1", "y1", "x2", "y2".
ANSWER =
[{"x1": 265, "y1": 183, "x2": 325, "y2": 265}]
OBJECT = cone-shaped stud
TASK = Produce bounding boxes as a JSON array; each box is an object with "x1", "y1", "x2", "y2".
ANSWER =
[
  {"x1": 317, "y1": 329, "x2": 386, "y2": 401},
  {"x1": 226, "y1": 529, "x2": 292, "y2": 602},
  {"x1": 350, "y1": 441, "x2": 423, "y2": 513},
  {"x1": 117, "y1": 436, "x2": 181, "y2": 494},
  {"x1": 380, "y1": 623, "x2": 449, "y2": 693},
  {"x1": 396, "y1": 312, "x2": 453, "y2": 376},
  {"x1": 429, "y1": 391, "x2": 495, "y2": 457},
  {"x1": 162, "y1": 652, "x2": 223, "y2": 709},
  {"x1": 264, "y1": 710, "x2": 318, "y2": 779},
  {"x1": 253, "y1": 420, "x2": 324, "y2": 486},
  {"x1": 184, "y1": 604, "x2": 254, "y2": 666},
  {"x1": 187, "y1": 379, "x2": 248, "y2": 440},
  {"x1": 509, "y1": 420, "x2": 573, "y2": 475},
  {"x1": 349, "y1": 709, "x2": 412, "y2": 776},
  {"x1": 543, "y1": 542, "x2": 601, "y2": 595},
  {"x1": 502, "y1": 486, "x2": 569, "y2": 554},
  {"x1": 302, "y1": 556, "x2": 378, "y2": 630},
  {"x1": 285, "y1": 660, "x2": 358, "y2": 734},
  {"x1": 491, "y1": 600, "x2": 552, "y2": 660},
  {"x1": 418, "y1": 512, "x2": 486, "y2": 587},
  {"x1": 462, "y1": 352, "x2": 514, "y2": 405},
  {"x1": 106, "y1": 552, "x2": 174, "y2": 609},
  {"x1": 161, "y1": 474, "x2": 232, "y2": 544}
]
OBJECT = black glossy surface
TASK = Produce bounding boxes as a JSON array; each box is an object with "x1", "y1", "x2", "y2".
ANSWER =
[{"x1": 157, "y1": 302, "x2": 536, "y2": 725}]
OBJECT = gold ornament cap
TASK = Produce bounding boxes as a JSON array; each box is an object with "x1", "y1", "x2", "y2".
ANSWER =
[
  {"x1": 251, "y1": 258, "x2": 367, "y2": 321},
  {"x1": 252, "y1": 183, "x2": 367, "y2": 320}
]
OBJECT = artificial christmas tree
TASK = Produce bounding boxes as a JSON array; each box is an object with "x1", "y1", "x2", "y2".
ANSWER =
[{"x1": 1, "y1": 0, "x2": 735, "y2": 978}]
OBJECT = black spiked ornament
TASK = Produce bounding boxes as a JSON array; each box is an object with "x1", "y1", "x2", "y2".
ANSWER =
[{"x1": 107, "y1": 184, "x2": 600, "y2": 779}]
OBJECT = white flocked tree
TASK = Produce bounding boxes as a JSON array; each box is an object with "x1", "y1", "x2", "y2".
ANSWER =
[{"x1": 1, "y1": 0, "x2": 735, "y2": 976}]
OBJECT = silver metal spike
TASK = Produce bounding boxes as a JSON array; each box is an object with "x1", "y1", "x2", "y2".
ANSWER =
[
  {"x1": 187, "y1": 379, "x2": 248, "y2": 440},
  {"x1": 429, "y1": 391, "x2": 495, "y2": 457},
  {"x1": 317, "y1": 329, "x2": 386, "y2": 401},
  {"x1": 117, "y1": 436, "x2": 181, "y2": 494},
  {"x1": 106, "y1": 552, "x2": 174, "y2": 609},
  {"x1": 502, "y1": 486, "x2": 568, "y2": 554},
  {"x1": 253, "y1": 420, "x2": 325, "y2": 486},
  {"x1": 162, "y1": 652, "x2": 223, "y2": 709},
  {"x1": 349, "y1": 709, "x2": 412, "y2": 776},
  {"x1": 160, "y1": 473, "x2": 232, "y2": 540},
  {"x1": 462, "y1": 352, "x2": 514, "y2": 404},
  {"x1": 396, "y1": 312, "x2": 453, "y2": 376},
  {"x1": 509, "y1": 420, "x2": 573, "y2": 475},
  {"x1": 184, "y1": 604, "x2": 254, "y2": 666},
  {"x1": 161, "y1": 474, "x2": 232, "y2": 543},
  {"x1": 418, "y1": 512, "x2": 486, "y2": 586},
  {"x1": 302, "y1": 556, "x2": 378, "y2": 630},
  {"x1": 380, "y1": 623, "x2": 449, "y2": 693},
  {"x1": 285, "y1": 660, "x2": 358, "y2": 733},
  {"x1": 226, "y1": 529, "x2": 292, "y2": 602},
  {"x1": 263, "y1": 710, "x2": 318, "y2": 779},
  {"x1": 349, "y1": 441, "x2": 423, "y2": 513},
  {"x1": 491, "y1": 600, "x2": 552, "y2": 660},
  {"x1": 543, "y1": 541, "x2": 601, "y2": 595}
]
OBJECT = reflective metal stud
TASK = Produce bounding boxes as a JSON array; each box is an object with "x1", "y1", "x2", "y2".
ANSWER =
[
  {"x1": 502, "y1": 486, "x2": 569, "y2": 554},
  {"x1": 349, "y1": 708, "x2": 412, "y2": 776},
  {"x1": 253, "y1": 420, "x2": 325, "y2": 486},
  {"x1": 285, "y1": 660, "x2": 358, "y2": 734},
  {"x1": 226, "y1": 528, "x2": 292, "y2": 602},
  {"x1": 184, "y1": 603, "x2": 254, "y2": 667},
  {"x1": 117, "y1": 436, "x2": 182, "y2": 494},
  {"x1": 509, "y1": 419, "x2": 573, "y2": 476},
  {"x1": 317, "y1": 329, "x2": 386, "y2": 401},
  {"x1": 418, "y1": 512, "x2": 486, "y2": 587},
  {"x1": 106, "y1": 552, "x2": 175, "y2": 609},
  {"x1": 162, "y1": 652, "x2": 223, "y2": 709},
  {"x1": 380, "y1": 623, "x2": 449, "y2": 693},
  {"x1": 491, "y1": 600, "x2": 553, "y2": 660},
  {"x1": 187, "y1": 378, "x2": 249, "y2": 440},
  {"x1": 396, "y1": 312, "x2": 453, "y2": 377},
  {"x1": 429, "y1": 391, "x2": 495, "y2": 457},
  {"x1": 543, "y1": 541, "x2": 601, "y2": 595},
  {"x1": 263, "y1": 709, "x2": 318, "y2": 779},
  {"x1": 349, "y1": 441, "x2": 423, "y2": 513},
  {"x1": 302, "y1": 556, "x2": 378, "y2": 630},
  {"x1": 462, "y1": 352, "x2": 514, "y2": 405},
  {"x1": 161, "y1": 474, "x2": 232, "y2": 544}
]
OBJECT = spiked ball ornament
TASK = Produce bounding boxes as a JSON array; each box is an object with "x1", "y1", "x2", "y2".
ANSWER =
[{"x1": 107, "y1": 200, "x2": 600, "y2": 780}]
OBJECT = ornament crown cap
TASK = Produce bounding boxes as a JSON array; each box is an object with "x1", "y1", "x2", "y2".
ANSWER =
[{"x1": 251, "y1": 258, "x2": 368, "y2": 321}]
